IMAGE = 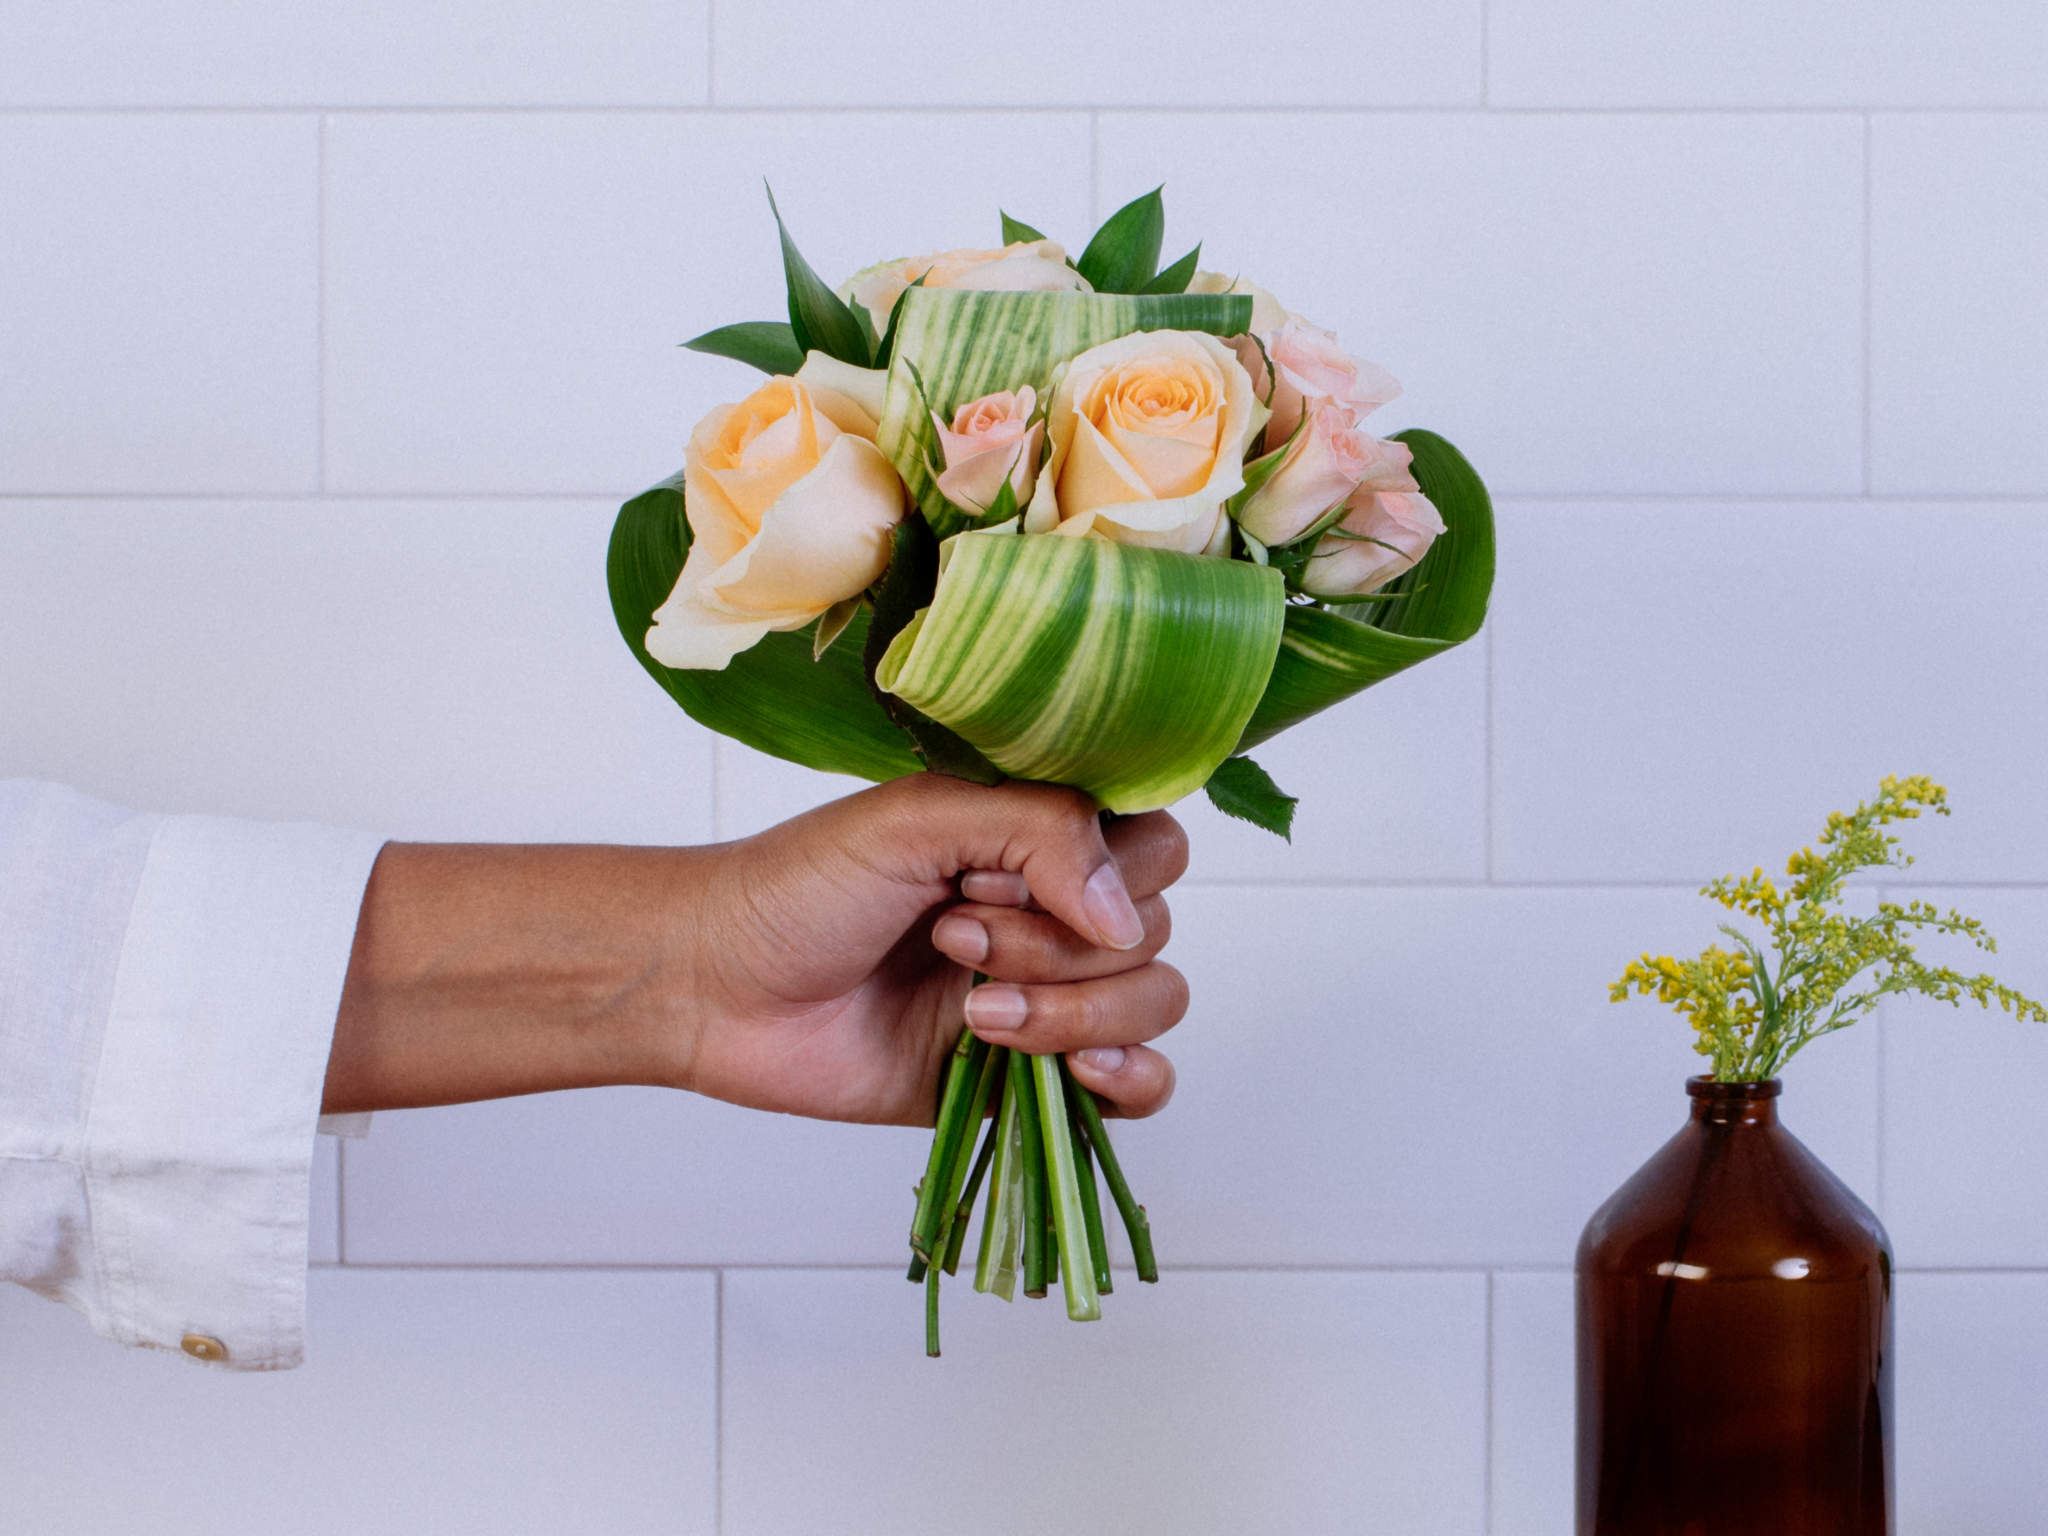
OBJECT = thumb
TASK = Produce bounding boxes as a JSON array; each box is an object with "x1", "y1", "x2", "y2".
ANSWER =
[{"x1": 865, "y1": 777, "x2": 1147, "y2": 952}]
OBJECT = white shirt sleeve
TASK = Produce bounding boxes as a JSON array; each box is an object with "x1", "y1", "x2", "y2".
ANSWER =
[{"x1": 0, "y1": 780, "x2": 385, "y2": 1370}]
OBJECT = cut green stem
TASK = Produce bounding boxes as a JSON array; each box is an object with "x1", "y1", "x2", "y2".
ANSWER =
[
  {"x1": 909, "y1": 1028, "x2": 988, "y2": 1266},
  {"x1": 1072, "y1": 1072, "x2": 1157, "y2": 1283},
  {"x1": 1033, "y1": 1053, "x2": 1101, "y2": 1322},
  {"x1": 939, "y1": 1047, "x2": 1007, "y2": 1276},
  {"x1": 1014, "y1": 1050, "x2": 1048, "y2": 1298},
  {"x1": 1064, "y1": 1063, "x2": 1113, "y2": 1294},
  {"x1": 974, "y1": 1070, "x2": 1025, "y2": 1301}
]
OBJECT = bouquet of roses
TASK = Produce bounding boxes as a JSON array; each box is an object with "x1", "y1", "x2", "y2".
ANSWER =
[{"x1": 608, "y1": 187, "x2": 1494, "y2": 1351}]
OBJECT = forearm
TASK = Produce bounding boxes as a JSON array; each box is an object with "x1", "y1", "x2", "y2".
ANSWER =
[{"x1": 321, "y1": 842, "x2": 703, "y2": 1113}]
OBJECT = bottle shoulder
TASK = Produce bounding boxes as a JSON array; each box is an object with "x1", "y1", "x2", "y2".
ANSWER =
[{"x1": 1577, "y1": 1119, "x2": 1889, "y2": 1281}]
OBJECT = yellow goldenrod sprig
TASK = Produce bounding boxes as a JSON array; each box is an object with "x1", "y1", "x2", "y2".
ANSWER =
[{"x1": 1611, "y1": 777, "x2": 2046, "y2": 1082}]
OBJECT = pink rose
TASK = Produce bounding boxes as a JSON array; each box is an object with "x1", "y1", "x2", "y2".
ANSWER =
[
  {"x1": 1264, "y1": 317, "x2": 1403, "y2": 448},
  {"x1": 933, "y1": 387, "x2": 1043, "y2": 515},
  {"x1": 1236, "y1": 402, "x2": 1418, "y2": 547},
  {"x1": 1300, "y1": 488, "x2": 1445, "y2": 598}
]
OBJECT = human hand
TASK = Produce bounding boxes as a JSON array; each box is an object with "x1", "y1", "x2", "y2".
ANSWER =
[{"x1": 677, "y1": 775, "x2": 1189, "y2": 1127}]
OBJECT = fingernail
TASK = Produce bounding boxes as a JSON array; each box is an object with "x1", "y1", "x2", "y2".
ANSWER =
[
  {"x1": 1083, "y1": 862, "x2": 1145, "y2": 951},
  {"x1": 1075, "y1": 1046, "x2": 1126, "y2": 1073},
  {"x1": 931, "y1": 913, "x2": 990, "y2": 965},
  {"x1": 964, "y1": 985, "x2": 1028, "y2": 1033}
]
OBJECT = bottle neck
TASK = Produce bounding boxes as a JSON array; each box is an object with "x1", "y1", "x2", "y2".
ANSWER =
[{"x1": 1687, "y1": 1075, "x2": 1781, "y2": 1127}]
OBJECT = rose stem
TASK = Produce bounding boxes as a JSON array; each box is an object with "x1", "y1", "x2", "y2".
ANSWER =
[
  {"x1": 935, "y1": 1045, "x2": 1007, "y2": 1277},
  {"x1": 909, "y1": 1027, "x2": 988, "y2": 1268},
  {"x1": 924, "y1": 1261, "x2": 942, "y2": 1357},
  {"x1": 1072, "y1": 1070, "x2": 1157, "y2": 1283},
  {"x1": 944, "y1": 1100, "x2": 1002, "y2": 1275},
  {"x1": 1065, "y1": 1066, "x2": 1113, "y2": 1294},
  {"x1": 1033, "y1": 1052, "x2": 1101, "y2": 1322},
  {"x1": 973, "y1": 1070, "x2": 1021, "y2": 1297},
  {"x1": 1013, "y1": 1050, "x2": 1049, "y2": 1298}
]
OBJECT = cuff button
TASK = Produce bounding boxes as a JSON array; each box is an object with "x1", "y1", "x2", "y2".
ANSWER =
[{"x1": 180, "y1": 1333, "x2": 228, "y2": 1362}]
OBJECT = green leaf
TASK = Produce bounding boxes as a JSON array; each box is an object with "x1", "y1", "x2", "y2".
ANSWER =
[
  {"x1": 1139, "y1": 242, "x2": 1201, "y2": 296},
  {"x1": 861, "y1": 518, "x2": 1005, "y2": 784},
  {"x1": 607, "y1": 472, "x2": 921, "y2": 782},
  {"x1": 871, "y1": 274, "x2": 925, "y2": 368},
  {"x1": 877, "y1": 287, "x2": 1254, "y2": 538},
  {"x1": 1076, "y1": 187, "x2": 1166, "y2": 294},
  {"x1": 682, "y1": 320, "x2": 806, "y2": 376},
  {"x1": 1236, "y1": 428, "x2": 1496, "y2": 751},
  {"x1": 1000, "y1": 212, "x2": 1049, "y2": 245},
  {"x1": 765, "y1": 183, "x2": 871, "y2": 367},
  {"x1": 876, "y1": 530, "x2": 1285, "y2": 813},
  {"x1": 1204, "y1": 755, "x2": 1298, "y2": 840}
]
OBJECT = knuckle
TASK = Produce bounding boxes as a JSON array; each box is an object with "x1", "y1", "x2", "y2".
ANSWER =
[
  {"x1": 1152, "y1": 962, "x2": 1190, "y2": 1025},
  {"x1": 1152, "y1": 814, "x2": 1191, "y2": 885},
  {"x1": 1139, "y1": 895, "x2": 1173, "y2": 951}
]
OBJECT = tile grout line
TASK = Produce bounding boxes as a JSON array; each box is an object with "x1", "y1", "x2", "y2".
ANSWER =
[
  {"x1": 7, "y1": 103, "x2": 2048, "y2": 117},
  {"x1": 316, "y1": 112, "x2": 328, "y2": 493},
  {"x1": 1483, "y1": 618, "x2": 1497, "y2": 884},
  {"x1": 334, "y1": 1139, "x2": 347, "y2": 1264},
  {"x1": 1861, "y1": 111, "x2": 1875, "y2": 496},
  {"x1": 1088, "y1": 109, "x2": 1101, "y2": 223},
  {"x1": 714, "y1": 1268, "x2": 726, "y2": 1536},
  {"x1": 704, "y1": 0, "x2": 717, "y2": 108},
  {"x1": 1478, "y1": 0, "x2": 1491, "y2": 108},
  {"x1": 1874, "y1": 884, "x2": 1890, "y2": 1217},
  {"x1": 1482, "y1": 1270, "x2": 1497, "y2": 1535}
]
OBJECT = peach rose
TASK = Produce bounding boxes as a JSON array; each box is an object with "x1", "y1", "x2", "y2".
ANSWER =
[
  {"x1": 1236, "y1": 401, "x2": 1418, "y2": 548},
  {"x1": 1300, "y1": 488, "x2": 1445, "y2": 598},
  {"x1": 1264, "y1": 316, "x2": 1403, "y2": 447},
  {"x1": 933, "y1": 387, "x2": 1042, "y2": 515},
  {"x1": 646, "y1": 377, "x2": 906, "y2": 670},
  {"x1": 1024, "y1": 330, "x2": 1260, "y2": 555},
  {"x1": 842, "y1": 240, "x2": 1089, "y2": 335},
  {"x1": 1187, "y1": 270, "x2": 1289, "y2": 334}
]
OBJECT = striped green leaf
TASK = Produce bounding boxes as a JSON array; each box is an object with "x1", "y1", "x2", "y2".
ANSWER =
[
  {"x1": 1236, "y1": 428, "x2": 1495, "y2": 751},
  {"x1": 876, "y1": 530, "x2": 1286, "y2": 813},
  {"x1": 877, "y1": 287, "x2": 1254, "y2": 538},
  {"x1": 607, "y1": 472, "x2": 921, "y2": 782}
]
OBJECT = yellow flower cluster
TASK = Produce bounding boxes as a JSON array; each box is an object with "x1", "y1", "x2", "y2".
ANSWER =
[{"x1": 1611, "y1": 778, "x2": 2045, "y2": 1082}]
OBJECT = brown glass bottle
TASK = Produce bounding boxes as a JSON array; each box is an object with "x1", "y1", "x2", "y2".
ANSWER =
[{"x1": 1576, "y1": 1078, "x2": 1892, "y2": 1534}]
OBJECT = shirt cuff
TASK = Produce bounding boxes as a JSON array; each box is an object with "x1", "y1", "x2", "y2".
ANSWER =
[{"x1": 84, "y1": 815, "x2": 384, "y2": 1370}]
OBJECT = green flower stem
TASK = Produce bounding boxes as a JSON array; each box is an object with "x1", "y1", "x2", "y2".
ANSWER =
[
  {"x1": 938, "y1": 1047, "x2": 1008, "y2": 1277},
  {"x1": 924, "y1": 1261, "x2": 942, "y2": 1358},
  {"x1": 909, "y1": 1028, "x2": 989, "y2": 1267},
  {"x1": 1064, "y1": 1063, "x2": 1113, "y2": 1294},
  {"x1": 974, "y1": 1072, "x2": 1025, "y2": 1300},
  {"x1": 1013, "y1": 1050, "x2": 1049, "y2": 1298},
  {"x1": 1073, "y1": 1073, "x2": 1157, "y2": 1283},
  {"x1": 1033, "y1": 1053, "x2": 1102, "y2": 1322}
]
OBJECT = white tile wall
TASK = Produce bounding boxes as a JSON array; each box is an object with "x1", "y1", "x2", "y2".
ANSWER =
[
  {"x1": 0, "y1": 1269, "x2": 718, "y2": 1535},
  {"x1": 1095, "y1": 112, "x2": 1865, "y2": 498},
  {"x1": 0, "y1": 116, "x2": 320, "y2": 493},
  {"x1": 1488, "y1": 2, "x2": 2048, "y2": 108},
  {"x1": 1872, "y1": 115, "x2": 2048, "y2": 495},
  {"x1": 1493, "y1": 502, "x2": 2048, "y2": 885},
  {"x1": 1489, "y1": 1270, "x2": 1575, "y2": 1536},
  {"x1": 723, "y1": 1269, "x2": 1488, "y2": 1536},
  {"x1": 0, "y1": 2, "x2": 708, "y2": 107},
  {"x1": 6, "y1": 0, "x2": 2046, "y2": 1525},
  {"x1": 715, "y1": 1, "x2": 1483, "y2": 107}
]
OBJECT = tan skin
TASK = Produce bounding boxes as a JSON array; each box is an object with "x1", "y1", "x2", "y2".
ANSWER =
[{"x1": 321, "y1": 776, "x2": 1189, "y2": 1128}]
